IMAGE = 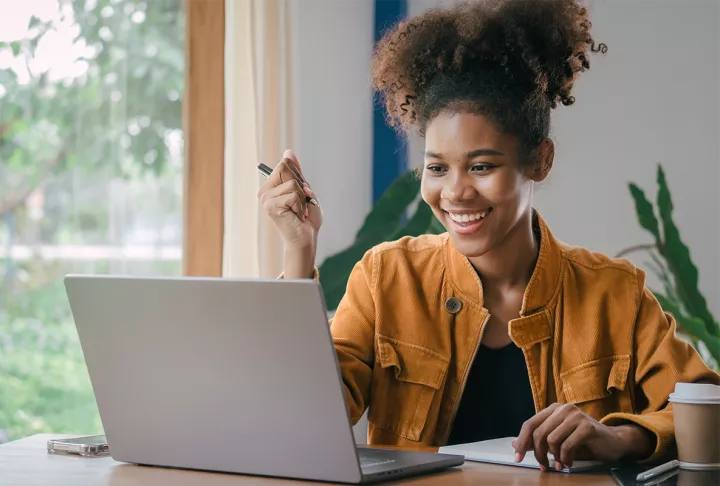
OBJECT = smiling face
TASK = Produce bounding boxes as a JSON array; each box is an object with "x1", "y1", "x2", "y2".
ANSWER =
[{"x1": 421, "y1": 111, "x2": 551, "y2": 258}]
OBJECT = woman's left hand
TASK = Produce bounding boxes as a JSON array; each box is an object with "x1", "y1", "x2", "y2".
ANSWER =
[{"x1": 512, "y1": 403, "x2": 655, "y2": 471}]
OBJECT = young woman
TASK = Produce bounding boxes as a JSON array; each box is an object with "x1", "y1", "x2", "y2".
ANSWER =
[{"x1": 257, "y1": 0, "x2": 719, "y2": 471}]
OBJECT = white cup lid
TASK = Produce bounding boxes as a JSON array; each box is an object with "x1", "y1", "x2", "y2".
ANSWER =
[{"x1": 669, "y1": 383, "x2": 720, "y2": 405}]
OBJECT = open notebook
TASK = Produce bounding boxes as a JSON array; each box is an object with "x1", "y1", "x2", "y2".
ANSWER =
[{"x1": 438, "y1": 437, "x2": 608, "y2": 473}]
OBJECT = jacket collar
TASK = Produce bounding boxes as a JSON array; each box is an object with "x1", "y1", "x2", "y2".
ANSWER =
[{"x1": 444, "y1": 211, "x2": 563, "y2": 315}]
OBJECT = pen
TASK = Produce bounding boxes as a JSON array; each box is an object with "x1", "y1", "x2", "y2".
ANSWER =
[
  {"x1": 257, "y1": 163, "x2": 319, "y2": 207},
  {"x1": 636, "y1": 460, "x2": 679, "y2": 482},
  {"x1": 643, "y1": 468, "x2": 679, "y2": 486}
]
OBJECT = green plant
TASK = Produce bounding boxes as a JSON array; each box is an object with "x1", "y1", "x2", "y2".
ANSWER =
[
  {"x1": 318, "y1": 170, "x2": 445, "y2": 310},
  {"x1": 0, "y1": 280, "x2": 103, "y2": 441},
  {"x1": 0, "y1": 0, "x2": 185, "y2": 441},
  {"x1": 618, "y1": 164, "x2": 719, "y2": 370}
]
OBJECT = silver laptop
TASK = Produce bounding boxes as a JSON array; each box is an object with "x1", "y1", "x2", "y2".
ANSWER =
[{"x1": 64, "y1": 275, "x2": 464, "y2": 484}]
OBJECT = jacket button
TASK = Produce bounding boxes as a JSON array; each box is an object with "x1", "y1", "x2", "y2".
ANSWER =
[{"x1": 444, "y1": 297, "x2": 462, "y2": 314}]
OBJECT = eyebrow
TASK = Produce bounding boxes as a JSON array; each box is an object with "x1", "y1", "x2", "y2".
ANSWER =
[{"x1": 424, "y1": 148, "x2": 505, "y2": 159}]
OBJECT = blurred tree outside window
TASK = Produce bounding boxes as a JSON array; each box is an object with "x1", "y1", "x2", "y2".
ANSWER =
[{"x1": 0, "y1": 0, "x2": 185, "y2": 442}]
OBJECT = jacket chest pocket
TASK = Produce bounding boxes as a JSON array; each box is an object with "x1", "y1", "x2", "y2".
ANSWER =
[
  {"x1": 560, "y1": 355, "x2": 633, "y2": 414},
  {"x1": 368, "y1": 335, "x2": 449, "y2": 442}
]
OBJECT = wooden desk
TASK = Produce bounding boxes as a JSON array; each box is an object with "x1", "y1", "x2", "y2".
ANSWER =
[{"x1": 0, "y1": 434, "x2": 616, "y2": 486}]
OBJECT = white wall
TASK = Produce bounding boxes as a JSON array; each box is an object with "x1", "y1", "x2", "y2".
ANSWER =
[
  {"x1": 290, "y1": 0, "x2": 375, "y2": 264},
  {"x1": 290, "y1": 0, "x2": 375, "y2": 444},
  {"x1": 406, "y1": 0, "x2": 720, "y2": 317}
]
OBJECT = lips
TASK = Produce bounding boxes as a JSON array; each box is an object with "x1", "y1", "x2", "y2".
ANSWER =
[{"x1": 444, "y1": 208, "x2": 493, "y2": 236}]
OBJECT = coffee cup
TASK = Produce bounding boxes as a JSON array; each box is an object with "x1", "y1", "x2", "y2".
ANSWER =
[{"x1": 668, "y1": 382, "x2": 720, "y2": 470}]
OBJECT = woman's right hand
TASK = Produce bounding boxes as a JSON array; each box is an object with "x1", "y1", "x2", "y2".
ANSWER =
[{"x1": 257, "y1": 149, "x2": 322, "y2": 279}]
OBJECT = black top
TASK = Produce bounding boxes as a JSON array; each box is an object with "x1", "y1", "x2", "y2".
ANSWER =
[{"x1": 446, "y1": 342, "x2": 536, "y2": 445}]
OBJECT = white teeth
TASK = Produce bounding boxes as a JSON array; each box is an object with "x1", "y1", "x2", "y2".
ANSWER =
[{"x1": 448, "y1": 211, "x2": 489, "y2": 223}]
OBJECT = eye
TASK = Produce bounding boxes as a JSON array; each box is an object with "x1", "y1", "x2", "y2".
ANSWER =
[
  {"x1": 425, "y1": 165, "x2": 447, "y2": 175},
  {"x1": 471, "y1": 164, "x2": 494, "y2": 173}
]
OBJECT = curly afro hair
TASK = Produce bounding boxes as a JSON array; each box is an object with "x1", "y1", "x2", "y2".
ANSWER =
[{"x1": 371, "y1": 0, "x2": 607, "y2": 161}]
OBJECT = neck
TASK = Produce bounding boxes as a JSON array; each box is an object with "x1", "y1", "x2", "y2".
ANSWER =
[{"x1": 467, "y1": 210, "x2": 539, "y2": 290}]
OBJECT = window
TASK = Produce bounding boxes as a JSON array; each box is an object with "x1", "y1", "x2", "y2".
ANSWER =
[{"x1": 0, "y1": 0, "x2": 185, "y2": 442}]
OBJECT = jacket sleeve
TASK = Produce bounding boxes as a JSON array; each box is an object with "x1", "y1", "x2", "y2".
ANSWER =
[
  {"x1": 277, "y1": 267, "x2": 320, "y2": 280},
  {"x1": 600, "y1": 269, "x2": 720, "y2": 462},
  {"x1": 327, "y1": 250, "x2": 377, "y2": 425}
]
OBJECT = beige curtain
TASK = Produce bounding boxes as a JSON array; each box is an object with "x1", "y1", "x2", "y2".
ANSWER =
[{"x1": 223, "y1": 0, "x2": 294, "y2": 278}]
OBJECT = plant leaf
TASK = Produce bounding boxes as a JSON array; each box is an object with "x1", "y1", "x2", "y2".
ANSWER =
[
  {"x1": 428, "y1": 217, "x2": 446, "y2": 235},
  {"x1": 29, "y1": 16, "x2": 42, "y2": 30},
  {"x1": 629, "y1": 183, "x2": 661, "y2": 244},
  {"x1": 354, "y1": 170, "x2": 420, "y2": 244},
  {"x1": 655, "y1": 165, "x2": 718, "y2": 337},
  {"x1": 318, "y1": 242, "x2": 373, "y2": 311},
  {"x1": 10, "y1": 41, "x2": 21, "y2": 57},
  {"x1": 388, "y1": 201, "x2": 434, "y2": 240},
  {"x1": 654, "y1": 292, "x2": 720, "y2": 364},
  {"x1": 647, "y1": 250, "x2": 678, "y2": 304}
]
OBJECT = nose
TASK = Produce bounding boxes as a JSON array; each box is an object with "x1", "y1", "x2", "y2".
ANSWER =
[{"x1": 441, "y1": 170, "x2": 478, "y2": 203}]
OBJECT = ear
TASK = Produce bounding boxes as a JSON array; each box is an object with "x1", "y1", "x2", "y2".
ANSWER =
[{"x1": 530, "y1": 139, "x2": 554, "y2": 182}]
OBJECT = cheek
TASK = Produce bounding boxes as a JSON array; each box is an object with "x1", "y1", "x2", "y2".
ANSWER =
[
  {"x1": 481, "y1": 171, "x2": 528, "y2": 205},
  {"x1": 420, "y1": 176, "x2": 440, "y2": 206}
]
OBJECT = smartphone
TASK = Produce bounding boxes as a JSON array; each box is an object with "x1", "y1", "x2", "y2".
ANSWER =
[
  {"x1": 611, "y1": 465, "x2": 678, "y2": 486},
  {"x1": 611, "y1": 464, "x2": 720, "y2": 486},
  {"x1": 47, "y1": 435, "x2": 109, "y2": 457}
]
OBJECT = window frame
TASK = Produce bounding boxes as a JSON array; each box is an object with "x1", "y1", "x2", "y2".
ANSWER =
[{"x1": 183, "y1": 0, "x2": 225, "y2": 277}]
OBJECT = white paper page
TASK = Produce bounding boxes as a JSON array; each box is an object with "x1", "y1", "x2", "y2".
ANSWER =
[{"x1": 438, "y1": 437, "x2": 606, "y2": 473}]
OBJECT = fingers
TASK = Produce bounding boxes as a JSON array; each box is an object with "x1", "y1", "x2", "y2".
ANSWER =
[
  {"x1": 514, "y1": 403, "x2": 594, "y2": 472},
  {"x1": 514, "y1": 403, "x2": 561, "y2": 464},
  {"x1": 256, "y1": 158, "x2": 299, "y2": 195},
  {"x1": 514, "y1": 403, "x2": 598, "y2": 472},
  {"x1": 536, "y1": 404, "x2": 589, "y2": 469},
  {"x1": 283, "y1": 149, "x2": 302, "y2": 174},
  {"x1": 282, "y1": 150, "x2": 319, "y2": 200},
  {"x1": 558, "y1": 421, "x2": 594, "y2": 468},
  {"x1": 260, "y1": 179, "x2": 307, "y2": 222},
  {"x1": 256, "y1": 151, "x2": 320, "y2": 226},
  {"x1": 546, "y1": 417, "x2": 579, "y2": 469},
  {"x1": 282, "y1": 149, "x2": 309, "y2": 186},
  {"x1": 275, "y1": 192, "x2": 306, "y2": 222},
  {"x1": 530, "y1": 405, "x2": 574, "y2": 470},
  {"x1": 283, "y1": 157, "x2": 306, "y2": 187}
]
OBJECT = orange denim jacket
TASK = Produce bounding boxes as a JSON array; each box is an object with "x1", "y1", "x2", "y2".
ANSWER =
[{"x1": 328, "y1": 213, "x2": 719, "y2": 461}]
